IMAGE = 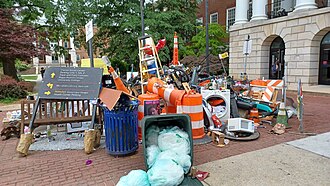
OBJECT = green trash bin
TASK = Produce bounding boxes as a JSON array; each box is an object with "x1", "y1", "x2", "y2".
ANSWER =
[{"x1": 141, "y1": 114, "x2": 203, "y2": 186}]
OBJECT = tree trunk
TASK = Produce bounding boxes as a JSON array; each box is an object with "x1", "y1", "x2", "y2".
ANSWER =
[{"x1": 2, "y1": 59, "x2": 18, "y2": 81}]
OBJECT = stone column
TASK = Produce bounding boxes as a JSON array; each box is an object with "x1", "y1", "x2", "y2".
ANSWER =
[
  {"x1": 234, "y1": 0, "x2": 250, "y2": 24},
  {"x1": 294, "y1": 0, "x2": 317, "y2": 11},
  {"x1": 69, "y1": 37, "x2": 77, "y2": 66},
  {"x1": 251, "y1": 0, "x2": 268, "y2": 21}
]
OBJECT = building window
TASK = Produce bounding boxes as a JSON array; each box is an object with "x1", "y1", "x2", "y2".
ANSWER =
[
  {"x1": 272, "y1": 0, "x2": 282, "y2": 13},
  {"x1": 210, "y1": 12, "x2": 218, "y2": 23},
  {"x1": 76, "y1": 55, "x2": 81, "y2": 61},
  {"x1": 52, "y1": 55, "x2": 58, "y2": 61},
  {"x1": 196, "y1": 17, "x2": 203, "y2": 26},
  {"x1": 248, "y1": 0, "x2": 253, "y2": 21},
  {"x1": 226, "y1": 7, "x2": 235, "y2": 31},
  {"x1": 39, "y1": 55, "x2": 45, "y2": 61},
  {"x1": 64, "y1": 41, "x2": 68, "y2": 48}
]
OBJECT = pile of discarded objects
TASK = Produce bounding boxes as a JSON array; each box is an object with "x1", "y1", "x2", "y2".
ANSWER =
[{"x1": 5, "y1": 33, "x2": 298, "y2": 186}]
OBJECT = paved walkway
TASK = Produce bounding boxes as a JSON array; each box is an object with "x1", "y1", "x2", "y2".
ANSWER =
[{"x1": 198, "y1": 133, "x2": 330, "y2": 186}]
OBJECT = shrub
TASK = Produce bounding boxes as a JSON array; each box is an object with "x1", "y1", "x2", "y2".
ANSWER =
[
  {"x1": 15, "y1": 59, "x2": 31, "y2": 72},
  {"x1": 18, "y1": 81, "x2": 34, "y2": 92},
  {"x1": 0, "y1": 75, "x2": 28, "y2": 99}
]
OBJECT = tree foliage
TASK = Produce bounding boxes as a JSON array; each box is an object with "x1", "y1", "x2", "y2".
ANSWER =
[
  {"x1": 1, "y1": 0, "x2": 228, "y2": 75},
  {"x1": 0, "y1": 8, "x2": 47, "y2": 80},
  {"x1": 183, "y1": 23, "x2": 228, "y2": 57}
]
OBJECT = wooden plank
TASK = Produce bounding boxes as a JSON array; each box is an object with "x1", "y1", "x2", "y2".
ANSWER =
[
  {"x1": 50, "y1": 101, "x2": 53, "y2": 118},
  {"x1": 20, "y1": 101, "x2": 25, "y2": 134},
  {"x1": 82, "y1": 100, "x2": 85, "y2": 116},
  {"x1": 55, "y1": 101, "x2": 59, "y2": 118},
  {"x1": 77, "y1": 100, "x2": 80, "y2": 117},
  {"x1": 71, "y1": 100, "x2": 74, "y2": 117},
  {"x1": 23, "y1": 116, "x2": 95, "y2": 125},
  {"x1": 87, "y1": 100, "x2": 91, "y2": 116},
  {"x1": 38, "y1": 101, "x2": 42, "y2": 119}
]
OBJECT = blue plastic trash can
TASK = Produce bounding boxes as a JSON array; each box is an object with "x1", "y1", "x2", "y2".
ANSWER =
[{"x1": 102, "y1": 100, "x2": 139, "y2": 155}]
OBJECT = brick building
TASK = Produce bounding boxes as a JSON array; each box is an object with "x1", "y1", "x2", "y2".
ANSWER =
[{"x1": 197, "y1": 0, "x2": 330, "y2": 88}]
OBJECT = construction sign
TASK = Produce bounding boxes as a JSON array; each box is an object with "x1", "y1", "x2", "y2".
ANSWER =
[
  {"x1": 38, "y1": 67, "x2": 102, "y2": 100},
  {"x1": 219, "y1": 52, "x2": 229, "y2": 59}
]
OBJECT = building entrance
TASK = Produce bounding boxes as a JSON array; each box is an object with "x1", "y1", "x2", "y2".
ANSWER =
[
  {"x1": 319, "y1": 32, "x2": 330, "y2": 85},
  {"x1": 269, "y1": 37, "x2": 285, "y2": 79}
]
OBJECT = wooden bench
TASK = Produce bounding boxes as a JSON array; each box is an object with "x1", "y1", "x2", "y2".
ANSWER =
[{"x1": 20, "y1": 99, "x2": 102, "y2": 134}]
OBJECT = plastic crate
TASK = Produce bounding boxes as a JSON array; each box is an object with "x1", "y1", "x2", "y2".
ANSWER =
[{"x1": 102, "y1": 101, "x2": 139, "y2": 155}]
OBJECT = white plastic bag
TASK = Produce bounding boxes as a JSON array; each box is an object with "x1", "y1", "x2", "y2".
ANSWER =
[
  {"x1": 158, "y1": 126, "x2": 190, "y2": 155},
  {"x1": 116, "y1": 170, "x2": 150, "y2": 186},
  {"x1": 156, "y1": 151, "x2": 191, "y2": 174},
  {"x1": 146, "y1": 125, "x2": 160, "y2": 147},
  {"x1": 146, "y1": 145, "x2": 161, "y2": 168},
  {"x1": 147, "y1": 159, "x2": 184, "y2": 186}
]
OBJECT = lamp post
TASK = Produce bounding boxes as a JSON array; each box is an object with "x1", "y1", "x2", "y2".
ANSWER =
[
  {"x1": 205, "y1": 0, "x2": 209, "y2": 74},
  {"x1": 140, "y1": 0, "x2": 145, "y2": 37}
]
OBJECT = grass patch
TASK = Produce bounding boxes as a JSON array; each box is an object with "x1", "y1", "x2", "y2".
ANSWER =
[
  {"x1": 21, "y1": 75, "x2": 38, "y2": 81},
  {"x1": 0, "y1": 97, "x2": 19, "y2": 104}
]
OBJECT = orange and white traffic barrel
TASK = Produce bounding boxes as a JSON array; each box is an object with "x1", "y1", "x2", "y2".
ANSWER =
[
  {"x1": 138, "y1": 93, "x2": 160, "y2": 140},
  {"x1": 177, "y1": 91, "x2": 204, "y2": 139},
  {"x1": 147, "y1": 77, "x2": 185, "y2": 107}
]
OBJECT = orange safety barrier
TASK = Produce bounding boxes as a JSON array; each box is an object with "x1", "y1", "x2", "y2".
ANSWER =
[
  {"x1": 199, "y1": 79, "x2": 210, "y2": 87},
  {"x1": 262, "y1": 86, "x2": 275, "y2": 102},
  {"x1": 108, "y1": 67, "x2": 129, "y2": 94},
  {"x1": 138, "y1": 93, "x2": 160, "y2": 140},
  {"x1": 265, "y1": 80, "x2": 283, "y2": 88},
  {"x1": 177, "y1": 91, "x2": 204, "y2": 139},
  {"x1": 250, "y1": 79, "x2": 267, "y2": 86}
]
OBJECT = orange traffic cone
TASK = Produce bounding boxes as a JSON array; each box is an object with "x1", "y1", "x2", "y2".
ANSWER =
[
  {"x1": 108, "y1": 67, "x2": 129, "y2": 94},
  {"x1": 172, "y1": 32, "x2": 179, "y2": 66}
]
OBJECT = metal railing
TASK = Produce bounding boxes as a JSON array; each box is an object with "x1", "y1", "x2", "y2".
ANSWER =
[{"x1": 265, "y1": 0, "x2": 295, "y2": 19}]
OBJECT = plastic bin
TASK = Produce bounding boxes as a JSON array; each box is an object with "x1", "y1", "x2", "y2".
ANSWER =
[
  {"x1": 102, "y1": 101, "x2": 139, "y2": 155},
  {"x1": 141, "y1": 114, "x2": 203, "y2": 186}
]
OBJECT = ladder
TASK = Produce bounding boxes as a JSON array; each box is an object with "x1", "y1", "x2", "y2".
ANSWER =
[{"x1": 138, "y1": 35, "x2": 163, "y2": 93}]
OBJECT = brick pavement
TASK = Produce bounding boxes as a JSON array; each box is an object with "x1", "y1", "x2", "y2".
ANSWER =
[{"x1": 0, "y1": 92, "x2": 329, "y2": 185}]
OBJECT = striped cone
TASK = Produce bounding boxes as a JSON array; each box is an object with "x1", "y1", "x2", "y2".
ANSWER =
[
  {"x1": 108, "y1": 67, "x2": 129, "y2": 94},
  {"x1": 177, "y1": 91, "x2": 205, "y2": 139},
  {"x1": 172, "y1": 32, "x2": 179, "y2": 66}
]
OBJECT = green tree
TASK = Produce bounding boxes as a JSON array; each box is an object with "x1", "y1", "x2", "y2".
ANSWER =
[
  {"x1": 0, "y1": 8, "x2": 47, "y2": 80},
  {"x1": 70, "y1": 0, "x2": 199, "y2": 69},
  {"x1": 182, "y1": 23, "x2": 228, "y2": 57}
]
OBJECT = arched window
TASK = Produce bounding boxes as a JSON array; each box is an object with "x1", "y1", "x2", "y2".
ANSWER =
[
  {"x1": 269, "y1": 37, "x2": 285, "y2": 79},
  {"x1": 319, "y1": 32, "x2": 330, "y2": 85}
]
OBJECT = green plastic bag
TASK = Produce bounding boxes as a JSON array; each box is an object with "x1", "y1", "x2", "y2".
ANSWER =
[{"x1": 116, "y1": 170, "x2": 150, "y2": 186}]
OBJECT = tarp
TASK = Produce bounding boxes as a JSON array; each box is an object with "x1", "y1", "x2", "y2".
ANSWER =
[{"x1": 81, "y1": 58, "x2": 109, "y2": 75}]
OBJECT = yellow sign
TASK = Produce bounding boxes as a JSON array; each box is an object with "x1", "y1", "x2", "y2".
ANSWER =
[
  {"x1": 51, "y1": 72, "x2": 55, "y2": 78},
  {"x1": 44, "y1": 91, "x2": 51, "y2": 95},
  {"x1": 81, "y1": 58, "x2": 109, "y2": 75},
  {"x1": 47, "y1": 83, "x2": 53, "y2": 89},
  {"x1": 219, "y1": 52, "x2": 229, "y2": 59}
]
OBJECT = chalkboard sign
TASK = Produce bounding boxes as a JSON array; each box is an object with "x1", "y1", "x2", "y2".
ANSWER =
[{"x1": 38, "y1": 67, "x2": 103, "y2": 100}]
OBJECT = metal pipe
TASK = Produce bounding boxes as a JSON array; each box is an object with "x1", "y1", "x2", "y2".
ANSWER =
[
  {"x1": 140, "y1": 0, "x2": 145, "y2": 37},
  {"x1": 89, "y1": 38, "x2": 94, "y2": 67}
]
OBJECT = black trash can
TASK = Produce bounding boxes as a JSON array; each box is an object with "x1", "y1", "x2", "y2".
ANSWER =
[{"x1": 102, "y1": 100, "x2": 139, "y2": 155}]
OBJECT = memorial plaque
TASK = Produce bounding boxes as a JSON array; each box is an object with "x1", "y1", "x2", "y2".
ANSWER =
[{"x1": 38, "y1": 67, "x2": 103, "y2": 100}]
